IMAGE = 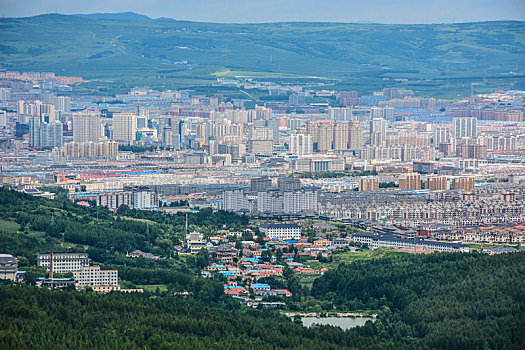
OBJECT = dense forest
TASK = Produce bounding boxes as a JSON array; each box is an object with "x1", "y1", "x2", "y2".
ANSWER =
[
  {"x1": 312, "y1": 253, "x2": 525, "y2": 349},
  {"x1": 0, "y1": 284, "x2": 371, "y2": 350}
]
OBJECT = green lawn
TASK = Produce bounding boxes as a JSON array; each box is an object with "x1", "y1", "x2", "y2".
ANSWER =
[
  {"x1": 136, "y1": 284, "x2": 169, "y2": 293},
  {"x1": 333, "y1": 248, "x2": 407, "y2": 263},
  {"x1": 0, "y1": 219, "x2": 21, "y2": 233}
]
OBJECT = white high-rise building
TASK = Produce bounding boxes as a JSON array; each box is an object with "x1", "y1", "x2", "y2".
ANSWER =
[
  {"x1": 333, "y1": 121, "x2": 350, "y2": 150},
  {"x1": 370, "y1": 118, "x2": 386, "y2": 145},
  {"x1": 348, "y1": 121, "x2": 363, "y2": 149},
  {"x1": 29, "y1": 119, "x2": 63, "y2": 149},
  {"x1": 453, "y1": 117, "x2": 477, "y2": 140},
  {"x1": 37, "y1": 253, "x2": 91, "y2": 274},
  {"x1": 432, "y1": 125, "x2": 451, "y2": 146},
  {"x1": 223, "y1": 190, "x2": 250, "y2": 212},
  {"x1": 0, "y1": 110, "x2": 6, "y2": 128},
  {"x1": 73, "y1": 111, "x2": 101, "y2": 143},
  {"x1": 289, "y1": 134, "x2": 313, "y2": 155},
  {"x1": 370, "y1": 107, "x2": 384, "y2": 118},
  {"x1": 328, "y1": 107, "x2": 353, "y2": 121},
  {"x1": 283, "y1": 190, "x2": 318, "y2": 214},
  {"x1": 384, "y1": 107, "x2": 395, "y2": 120},
  {"x1": 113, "y1": 112, "x2": 137, "y2": 142},
  {"x1": 56, "y1": 96, "x2": 71, "y2": 113},
  {"x1": 72, "y1": 266, "x2": 118, "y2": 288}
]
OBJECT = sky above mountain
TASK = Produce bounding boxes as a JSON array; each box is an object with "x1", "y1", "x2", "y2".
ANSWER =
[{"x1": 1, "y1": 0, "x2": 524, "y2": 23}]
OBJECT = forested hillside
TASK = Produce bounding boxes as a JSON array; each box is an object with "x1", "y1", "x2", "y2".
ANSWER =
[
  {"x1": 0, "y1": 284, "x2": 371, "y2": 349},
  {"x1": 312, "y1": 253, "x2": 525, "y2": 349},
  {"x1": 0, "y1": 187, "x2": 246, "y2": 289},
  {"x1": 1, "y1": 14, "x2": 524, "y2": 96},
  {"x1": 1, "y1": 187, "x2": 524, "y2": 348}
]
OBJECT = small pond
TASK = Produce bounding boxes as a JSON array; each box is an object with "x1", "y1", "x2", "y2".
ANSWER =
[{"x1": 301, "y1": 316, "x2": 374, "y2": 330}]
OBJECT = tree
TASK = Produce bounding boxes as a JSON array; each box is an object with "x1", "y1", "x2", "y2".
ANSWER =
[{"x1": 195, "y1": 248, "x2": 210, "y2": 269}]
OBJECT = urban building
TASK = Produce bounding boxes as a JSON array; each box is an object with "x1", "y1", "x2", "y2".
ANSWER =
[
  {"x1": 72, "y1": 111, "x2": 101, "y2": 143},
  {"x1": 260, "y1": 223, "x2": 301, "y2": 240},
  {"x1": 289, "y1": 134, "x2": 313, "y2": 155},
  {"x1": 359, "y1": 177, "x2": 379, "y2": 191},
  {"x1": 0, "y1": 254, "x2": 18, "y2": 281},
  {"x1": 451, "y1": 176, "x2": 475, "y2": 192},
  {"x1": 453, "y1": 117, "x2": 477, "y2": 140},
  {"x1": 72, "y1": 266, "x2": 118, "y2": 289},
  {"x1": 425, "y1": 176, "x2": 448, "y2": 191},
  {"x1": 399, "y1": 173, "x2": 421, "y2": 190},
  {"x1": 113, "y1": 112, "x2": 137, "y2": 143},
  {"x1": 29, "y1": 119, "x2": 63, "y2": 149},
  {"x1": 37, "y1": 252, "x2": 91, "y2": 274}
]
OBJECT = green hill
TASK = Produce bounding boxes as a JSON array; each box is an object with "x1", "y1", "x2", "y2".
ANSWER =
[
  {"x1": 0, "y1": 188, "x2": 524, "y2": 348},
  {"x1": 1, "y1": 14, "x2": 524, "y2": 96}
]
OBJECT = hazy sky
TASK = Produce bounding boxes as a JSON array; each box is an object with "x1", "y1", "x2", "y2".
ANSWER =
[{"x1": 1, "y1": 0, "x2": 524, "y2": 23}]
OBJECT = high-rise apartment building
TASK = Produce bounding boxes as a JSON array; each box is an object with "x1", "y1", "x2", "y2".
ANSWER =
[
  {"x1": 328, "y1": 107, "x2": 354, "y2": 121},
  {"x1": 73, "y1": 111, "x2": 101, "y2": 143},
  {"x1": 56, "y1": 96, "x2": 71, "y2": 113},
  {"x1": 29, "y1": 119, "x2": 63, "y2": 149},
  {"x1": 333, "y1": 121, "x2": 350, "y2": 150},
  {"x1": 369, "y1": 118, "x2": 387, "y2": 146},
  {"x1": 0, "y1": 110, "x2": 6, "y2": 128},
  {"x1": 289, "y1": 134, "x2": 313, "y2": 155},
  {"x1": 425, "y1": 176, "x2": 448, "y2": 191},
  {"x1": 359, "y1": 177, "x2": 379, "y2": 191},
  {"x1": 251, "y1": 177, "x2": 272, "y2": 192},
  {"x1": 399, "y1": 173, "x2": 421, "y2": 190},
  {"x1": 339, "y1": 91, "x2": 360, "y2": 106},
  {"x1": 432, "y1": 125, "x2": 451, "y2": 146},
  {"x1": 453, "y1": 117, "x2": 477, "y2": 140},
  {"x1": 316, "y1": 122, "x2": 334, "y2": 151},
  {"x1": 113, "y1": 112, "x2": 137, "y2": 143},
  {"x1": 451, "y1": 176, "x2": 475, "y2": 192},
  {"x1": 348, "y1": 121, "x2": 363, "y2": 149}
]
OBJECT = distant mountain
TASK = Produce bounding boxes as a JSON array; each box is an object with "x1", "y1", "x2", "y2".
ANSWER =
[
  {"x1": 73, "y1": 12, "x2": 152, "y2": 21},
  {"x1": 1, "y1": 14, "x2": 523, "y2": 97}
]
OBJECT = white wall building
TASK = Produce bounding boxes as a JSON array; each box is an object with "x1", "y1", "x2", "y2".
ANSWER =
[
  {"x1": 37, "y1": 252, "x2": 91, "y2": 274},
  {"x1": 72, "y1": 266, "x2": 118, "y2": 287},
  {"x1": 260, "y1": 224, "x2": 301, "y2": 240}
]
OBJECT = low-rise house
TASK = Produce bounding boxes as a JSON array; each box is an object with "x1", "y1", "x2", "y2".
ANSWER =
[
  {"x1": 0, "y1": 254, "x2": 18, "y2": 281},
  {"x1": 260, "y1": 223, "x2": 301, "y2": 240},
  {"x1": 213, "y1": 243, "x2": 237, "y2": 264},
  {"x1": 127, "y1": 250, "x2": 158, "y2": 259},
  {"x1": 252, "y1": 283, "x2": 271, "y2": 291},
  {"x1": 185, "y1": 231, "x2": 207, "y2": 254}
]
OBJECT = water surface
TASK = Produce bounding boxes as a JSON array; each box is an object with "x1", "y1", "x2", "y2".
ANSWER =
[{"x1": 301, "y1": 316, "x2": 374, "y2": 330}]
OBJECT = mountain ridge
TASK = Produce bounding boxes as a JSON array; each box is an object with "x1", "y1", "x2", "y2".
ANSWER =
[{"x1": 1, "y1": 14, "x2": 523, "y2": 97}]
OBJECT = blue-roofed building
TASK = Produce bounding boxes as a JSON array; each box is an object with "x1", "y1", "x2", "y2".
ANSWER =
[{"x1": 252, "y1": 283, "x2": 270, "y2": 290}]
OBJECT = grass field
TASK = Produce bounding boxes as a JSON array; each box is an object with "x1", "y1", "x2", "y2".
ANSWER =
[
  {"x1": 0, "y1": 219, "x2": 21, "y2": 233},
  {"x1": 333, "y1": 248, "x2": 407, "y2": 263},
  {"x1": 136, "y1": 284, "x2": 169, "y2": 293}
]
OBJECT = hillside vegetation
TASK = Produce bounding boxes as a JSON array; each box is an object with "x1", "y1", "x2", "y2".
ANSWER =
[
  {"x1": 1, "y1": 15, "x2": 524, "y2": 96},
  {"x1": 0, "y1": 188, "x2": 524, "y2": 348}
]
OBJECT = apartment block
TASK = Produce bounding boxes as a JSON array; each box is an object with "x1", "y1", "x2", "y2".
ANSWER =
[{"x1": 37, "y1": 252, "x2": 91, "y2": 274}]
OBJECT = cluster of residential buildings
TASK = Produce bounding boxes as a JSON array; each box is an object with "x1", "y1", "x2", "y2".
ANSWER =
[{"x1": 1, "y1": 70, "x2": 524, "y2": 260}]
